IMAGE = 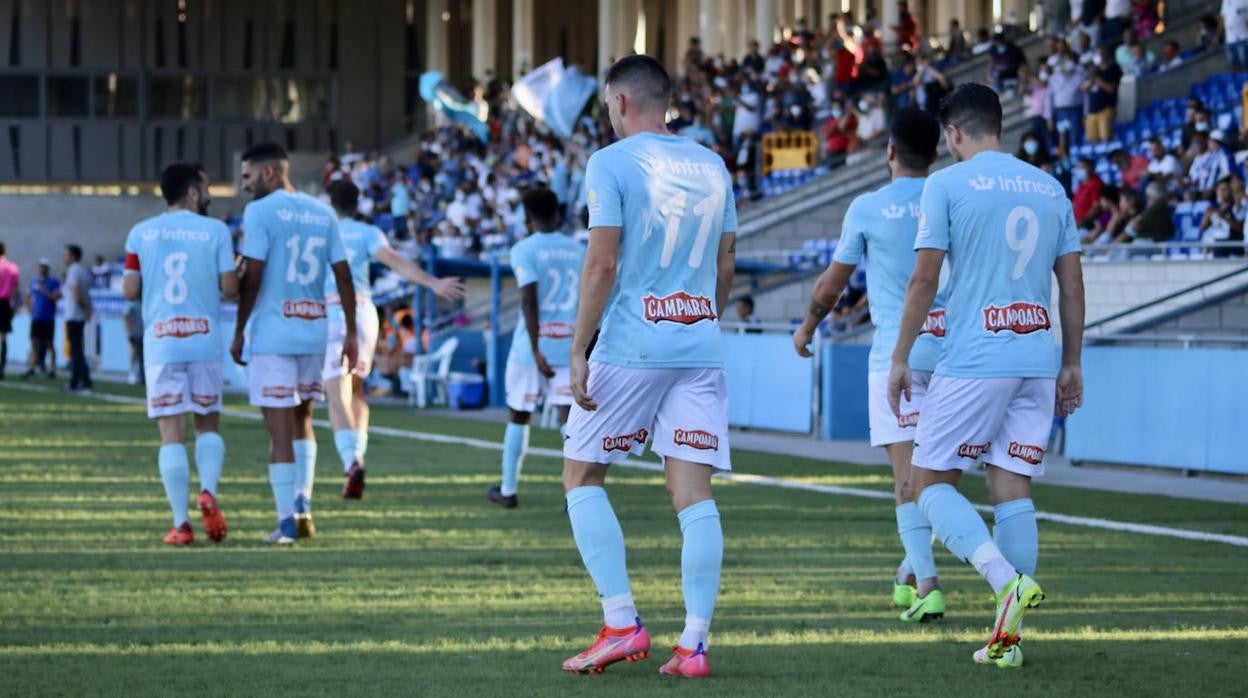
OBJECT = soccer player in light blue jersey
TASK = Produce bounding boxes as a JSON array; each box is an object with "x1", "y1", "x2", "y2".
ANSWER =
[
  {"x1": 123, "y1": 162, "x2": 238, "y2": 546},
  {"x1": 230, "y1": 143, "x2": 358, "y2": 545},
  {"x1": 793, "y1": 108, "x2": 948, "y2": 624},
  {"x1": 560, "y1": 56, "x2": 737, "y2": 680},
  {"x1": 487, "y1": 187, "x2": 585, "y2": 510},
  {"x1": 322, "y1": 181, "x2": 463, "y2": 500},
  {"x1": 889, "y1": 84, "x2": 1086, "y2": 668}
]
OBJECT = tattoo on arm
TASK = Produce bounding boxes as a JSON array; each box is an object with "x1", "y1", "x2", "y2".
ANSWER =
[{"x1": 808, "y1": 299, "x2": 832, "y2": 322}]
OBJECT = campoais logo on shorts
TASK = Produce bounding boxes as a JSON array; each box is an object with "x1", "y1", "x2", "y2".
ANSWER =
[
  {"x1": 1007, "y1": 441, "x2": 1045, "y2": 465},
  {"x1": 602, "y1": 427, "x2": 649, "y2": 453},
  {"x1": 191, "y1": 393, "x2": 219, "y2": 407},
  {"x1": 641, "y1": 292, "x2": 716, "y2": 326},
  {"x1": 149, "y1": 393, "x2": 183, "y2": 408},
  {"x1": 957, "y1": 442, "x2": 990, "y2": 459},
  {"x1": 896, "y1": 412, "x2": 919, "y2": 428},
  {"x1": 673, "y1": 429, "x2": 719, "y2": 451}
]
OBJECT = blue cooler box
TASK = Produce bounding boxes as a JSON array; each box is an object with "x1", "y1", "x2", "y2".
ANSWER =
[{"x1": 447, "y1": 372, "x2": 486, "y2": 409}]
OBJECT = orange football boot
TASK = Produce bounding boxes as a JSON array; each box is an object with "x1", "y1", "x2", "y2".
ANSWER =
[
  {"x1": 562, "y1": 619, "x2": 651, "y2": 674},
  {"x1": 163, "y1": 522, "x2": 194, "y2": 546},
  {"x1": 197, "y1": 490, "x2": 228, "y2": 543},
  {"x1": 658, "y1": 643, "x2": 710, "y2": 679}
]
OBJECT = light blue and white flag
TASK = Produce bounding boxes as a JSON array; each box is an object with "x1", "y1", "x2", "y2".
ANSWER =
[
  {"x1": 419, "y1": 71, "x2": 490, "y2": 143},
  {"x1": 512, "y1": 58, "x2": 597, "y2": 138}
]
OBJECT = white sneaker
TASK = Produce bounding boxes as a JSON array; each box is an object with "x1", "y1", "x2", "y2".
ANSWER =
[{"x1": 263, "y1": 528, "x2": 295, "y2": 545}]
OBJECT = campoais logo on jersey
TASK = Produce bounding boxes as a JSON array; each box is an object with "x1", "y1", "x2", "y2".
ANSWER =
[
  {"x1": 641, "y1": 292, "x2": 716, "y2": 326},
  {"x1": 538, "y1": 321, "x2": 573, "y2": 339},
  {"x1": 282, "y1": 299, "x2": 327, "y2": 320},
  {"x1": 919, "y1": 309, "x2": 946, "y2": 337},
  {"x1": 982, "y1": 302, "x2": 1050, "y2": 334},
  {"x1": 153, "y1": 316, "x2": 211, "y2": 339}
]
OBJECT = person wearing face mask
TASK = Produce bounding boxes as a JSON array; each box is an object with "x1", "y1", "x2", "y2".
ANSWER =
[
  {"x1": 855, "y1": 93, "x2": 886, "y2": 147},
  {"x1": 1226, "y1": 0, "x2": 1248, "y2": 69},
  {"x1": 822, "y1": 98, "x2": 858, "y2": 158},
  {"x1": 1023, "y1": 61, "x2": 1049, "y2": 150},
  {"x1": 1190, "y1": 130, "x2": 1233, "y2": 194},
  {"x1": 1047, "y1": 52, "x2": 1084, "y2": 150},
  {"x1": 1073, "y1": 157, "x2": 1105, "y2": 228},
  {"x1": 1081, "y1": 46, "x2": 1121, "y2": 144},
  {"x1": 1016, "y1": 134, "x2": 1048, "y2": 167}
]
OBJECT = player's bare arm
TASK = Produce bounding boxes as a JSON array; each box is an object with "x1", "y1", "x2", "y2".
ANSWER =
[
  {"x1": 230, "y1": 257, "x2": 265, "y2": 366},
  {"x1": 330, "y1": 260, "x2": 360, "y2": 371},
  {"x1": 569, "y1": 227, "x2": 621, "y2": 411},
  {"x1": 1054, "y1": 252, "x2": 1086, "y2": 417},
  {"x1": 794, "y1": 260, "x2": 854, "y2": 358},
  {"x1": 716, "y1": 232, "x2": 736, "y2": 319},
  {"x1": 122, "y1": 272, "x2": 141, "y2": 301},
  {"x1": 219, "y1": 270, "x2": 239, "y2": 301},
  {"x1": 888, "y1": 248, "x2": 944, "y2": 416},
  {"x1": 374, "y1": 246, "x2": 465, "y2": 300},
  {"x1": 519, "y1": 282, "x2": 554, "y2": 378}
]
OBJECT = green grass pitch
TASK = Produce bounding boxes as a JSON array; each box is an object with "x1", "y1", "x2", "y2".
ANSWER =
[{"x1": 1, "y1": 382, "x2": 1246, "y2": 697}]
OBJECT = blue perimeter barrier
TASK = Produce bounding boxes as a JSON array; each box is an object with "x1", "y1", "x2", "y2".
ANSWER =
[
  {"x1": 821, "y1": 344, "x2": 870, "y2": 440},
  {"x1": 722, "y1": 332, "x2": 814, "y2": 433},
  {"x1": 1066, "y1": 346, "x2": 1248, "y2": 475}
]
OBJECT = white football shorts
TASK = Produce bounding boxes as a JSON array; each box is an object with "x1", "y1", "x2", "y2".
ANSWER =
[
  {"x1": 564, "y1": 362, "x2": 731, "y2": 471},
  {"x1": 248, "y1": 354, "x2": 325, "y2": 408},
  {"x1": 912, "y1": 375, "x2": 1056, "y2": 478},
  {"x1": 868, "y1": 369, "x2": 931, "y2": 447},
  {"x1": 144, "y1": 361, "x2": 223, "y2": 419},
  {"x1": 505, "y1": 361, "x2": 573, "y2": 413},
  {"x1": 323, "y1": 304, "x2": 381, "y2": 380}
]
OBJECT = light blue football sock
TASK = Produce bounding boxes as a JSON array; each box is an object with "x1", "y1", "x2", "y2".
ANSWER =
[
  {"x1": 919, "y1": 483, "x2": 1016, "y2": 593},
  {"x1": 566, "y1": 486, "x2": 636, "y2": 627},
  {"x1": 292, "y1": 439, "x2": 317, "y2": 514},
  {"x1": 268, "y1": 462, "x2": 297, "y2": 523},
  {"x1": 993, "y1": 498, "x2": 1038, "y2": 577},
  {"x1": 499, "y1": 423, "x2": 529, "y2": 497},
  {"x1": 678, "y1": 499, "x2": 723, "y2": 650},
  {"x1": 559, "y1": 422, "x2": 568, "y2": 440},
  {"x1": 333, "y1": 430, "x2": 358, "y2": 472},
  {"x1": 194, "y1": 432, "x2": 225, "y2": 496},
  {"x1": 158, "y1": 444, "x2": 190, "y2": 526},
  {"x1": 355, "y1": 428, "x2": 368, "y2": 463},
  {"x1": 896, "y1": 502, "x2": 939, "y2": 581}
]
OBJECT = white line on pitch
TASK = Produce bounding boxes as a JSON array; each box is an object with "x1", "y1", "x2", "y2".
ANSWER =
[{"x1": 7, "y1": 382, "x2": 1248, "y2": 548}]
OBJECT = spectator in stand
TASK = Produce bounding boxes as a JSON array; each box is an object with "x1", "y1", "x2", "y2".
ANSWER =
[
  {"x1": 1191, "y1": 130, "x2": 1234, "y2": 193},
  {"x1": 971, "y1": 27, "x2": 993, "y2": 55},
  {"x1": 1159, "y1": 40, "x2": 1184, "y2": 70},
  {"x1": 822, "y1": 97, "x2": 857, "y2": 160},
  {"x1": 1071, "y1": 0, "x2": 1102, "y2": 47},
  {"x1": 1102, "y1": 0, "x2": 1134, "y2": 48},
  {"x1": 1198, "y1": 14, "x2": 1223, "y2": 52},
  {"x1": 22, "y1": 259, "x2": 59, "y2": 379},
  {"x1": 1023, "y1": 62, "x2": 1049, "y2": 150},
  {"x1": 1083, "y1": 46, "x2": 1122, "y2": 144},
  {"x1": 1201, "y1": 176, "x2": 1246, "y2": 255},
  {"x1": 892, "y1": 1, "x2": 920, "y2": 54},
  {"x1": 1108, "y1": 188, "x2": 1143, "y2": 243},
  {"x1": 733, "y1": 82, "x2": 763, "y2": 145},
  {"x1": 945, "y1": 18, "x2": 968, "y2": 60},
  {"x1": 90, "y1": 255, "x2": 111, "y2": 289},
  {"x1": 1146, "y1": 137, "x2": 1182, "y2": 182},
  {"x1": 1225, "y1": 0, "x2": 1248, "y2": 69},
  {"x1": 987, "y1": 32, "x2": 1026, "y2": 94},
  {"x1": 734, "y1": 296, "x2": 762, "y2": 326},
  {"x1": 1115, "y1": 27, "x2": 1153, "y2": 69},
  {"x1": 1048, "y1": 50, "x2": 1084, "y2": 150},
  {"x1": 1130, "y1": 181, "x2": 1177, "y2": 242},
  {"x1": 390, "y1": 176, "x2": 412, "y2": 239},
  {"x1": 1083, "y1": 184, "x2": 1124, "y2": 244},
  {"x1": 1133, "y1": 0, "x2": 1159, "y2": 37},
  {"x1": 1044, "y1": 0, "x2": 1072, "y2": 38},
  {"x1": 1074, "y1": 157, "x2": 1106, "y2": 227},
  {"x1": 1017, "y1": 132, "x2": 1050, "y2": 168},
  {"x1": 1124, "y1": 42, "x2": 1154, "y2": 75},
  {"x1": 852, "y1": 92, "x2": 886, "y2": 151},
  {"x1": 1075, "y1": 31, "x2": 1097, "y2": 66},
  {"x1": 742, "y1": 41, "x2": 765, "y2": 75},
  {"x1": 856, "y1": 40, "x2": 890, "y2": 93},
  {"x1": 433, "y1": 220, "x2": 473, "y2": 259},
  {"x1": 1110, "y1": 148, "x2": 1149, "y2": 191}
]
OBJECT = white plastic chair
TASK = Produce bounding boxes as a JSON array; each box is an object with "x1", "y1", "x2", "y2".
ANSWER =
[{"x1": 408, "y1": 337, "x2": 459, "y2": 407}]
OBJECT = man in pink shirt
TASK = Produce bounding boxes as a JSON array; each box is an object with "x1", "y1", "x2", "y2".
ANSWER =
[{"x1": 0, "y1": 242, "x2": 20, "y2": 380}]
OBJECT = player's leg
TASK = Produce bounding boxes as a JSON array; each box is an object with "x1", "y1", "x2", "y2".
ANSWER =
[
  {"x1": 352, "y1": 307, "x2": 379, "y2": 469},
  {"x1": 650, "y1": 368, "x2": 729, "y2": 679},
  {"x1": 491, "y1": 361, "x2": 539, "y2": 507},
  {"x1": 0, "y1": 330, "x2": 8, "y2": 379},
  {"x1": 559, "y1": 363, "x2": 663, "y2": 674},
  {"x1": 189, "y1": 361, "x2": 228, "y2": 543},
  {"x1": 146, "y1": 362, "x2": 192, "y2": 544},
  {"x1": 292, "y1": 396, "x2": 318, "y2": 537},
  {"x1": 249, "y1": 354, "x2": 300, "y2": 544}
]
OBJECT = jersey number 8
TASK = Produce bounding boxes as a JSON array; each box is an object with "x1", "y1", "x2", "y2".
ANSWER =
[{"x1": 163, "y1": 252, "x2": 189, "y2": 304}]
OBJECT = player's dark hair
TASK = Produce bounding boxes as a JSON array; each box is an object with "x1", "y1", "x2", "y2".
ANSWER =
[
  {"x1": 604, "y1": 55, "x2": 672, "y2": 110},
  {"x1": 240, "y1": 142, "x2": 288, "y2": 163},
  {"x1": 889, "y1": 107, "x2": 940, "y2": 170},
  {"x1": 327, "y1": 180, "x2": 361, "y2": 215},
  {"x1": 159, "y1": 162, "x2": 206, "y2": 206},
  {"x1": 522, "y1": 187, "x2": 560, "y2": 230},
  {"x1": 938, "y1": 83, "x2": 1003, "y2": 139},
  {"x1": 66, "y1": 244, "x2": 82, "y2": 261}
]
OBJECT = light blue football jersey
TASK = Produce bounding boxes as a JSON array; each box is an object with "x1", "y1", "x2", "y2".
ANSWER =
[
  {"x1": 585, "y1": 133, "x2": 738, "y2": 368},
  {"x1": 832, "y1": 177, "x2": 947, "y2": 373},
  {"x1": 916, "y1": 150, "x2": 1080, "y2": 378},
  {"x1": 124, "y1": 210, "x2": 234, "y2": 366},
  {"x1": 241, "y1": 190, "x2": 347, "y2": 355},
  {"x1": 507, "y1": 232, "x2": 586, "y2": 367},
  {"x1": 326, "y1": 217, "x2": 388, "y2": 324}
]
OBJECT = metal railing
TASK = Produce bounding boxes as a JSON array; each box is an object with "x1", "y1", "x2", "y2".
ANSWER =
[{"x1": 1087, "y1": 332, "x2": 1248, "y2": 348}]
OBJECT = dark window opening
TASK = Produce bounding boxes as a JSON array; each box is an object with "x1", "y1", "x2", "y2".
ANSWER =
[
  {"x1": 72, "y1": 125, "x2": 82, "y2": 178},
  {"x1": 279, "y1": 19, "x2": 296, "y2": 69},
  {"x1": 93, "y1": 74, "x2": 138, "y2": 117},
  {"x1": 328, "y1": 21, "x2": 339, "y2": 70},
  {"x1": 153, "y1": 127, "x2": 163, "y2": 175},
  {"x1": 70, "y1": 16, "x2": 82, "y2": 66},
  {"x1": 243, "y1": 19, "x2": 254, "y2": 69},
  {"x1": 154, "y1": 17, "x2": 166, "y2": 67},
  {"x1": 285, "y1": 127, "x2": 296, "y2": 152},
  {"x1": 149, "y1": 76, "x2": 206, "y2": 119},
  {"x1": 0, "y1": 75, "x2": 39, "y2": 117},
  {"x1": 9, "y1": 126, "x2": 21, "y2": 178},
  {"x1": 8, "y1": 3, "x2": 20, "y2": 66},
  {"x1": 176, "y1": 15, "x2": 187, "y2": 67},
  {"x1": 47, "y1": 75, "x2": 90, "y2": 117},
  {"x1": 175, "y1": 127, "x2": 185, "y2": 160}
]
